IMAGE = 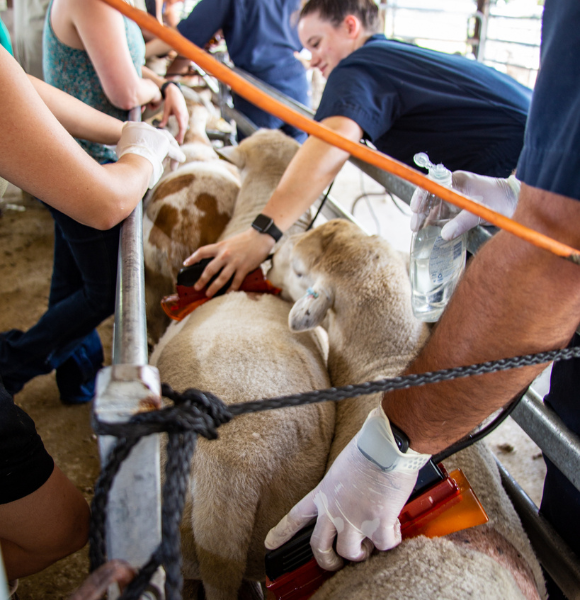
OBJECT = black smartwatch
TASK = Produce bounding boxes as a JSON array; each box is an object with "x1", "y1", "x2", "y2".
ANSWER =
[
  {"x1": 251, "y1": 214, "x2": 283, "y2": 243},
  {"x1": 160, "y1": 80, "x2": 182, "y2": 99},
  {"x1": 390, "y1": 422, "x2": 410, "y2": 453}
]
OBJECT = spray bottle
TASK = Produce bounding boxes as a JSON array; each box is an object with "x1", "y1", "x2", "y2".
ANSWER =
[{"x1": 410, "y1": 153, "x2": 467, "y2": 322}]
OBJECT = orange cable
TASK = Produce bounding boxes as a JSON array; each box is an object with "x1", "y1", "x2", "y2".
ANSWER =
[{"x1": 101, "y1": 0, "x2": 580, "y2": 264}]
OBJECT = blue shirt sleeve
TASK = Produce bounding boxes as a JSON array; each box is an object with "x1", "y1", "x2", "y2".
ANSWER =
[
  {"x1": 177, "y1": 0, "x2": 233, "y2": 49},
  {"x1": 517, "y1": 0, "x2": 580, "y2": 201},
  {"x1": 314, "y1": 61, "x2": 399, "y2": 140}
]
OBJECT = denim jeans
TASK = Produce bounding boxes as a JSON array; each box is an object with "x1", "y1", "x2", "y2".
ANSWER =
[{"x1": 0, "y1": 203, "x2": 120, "y2": 403}]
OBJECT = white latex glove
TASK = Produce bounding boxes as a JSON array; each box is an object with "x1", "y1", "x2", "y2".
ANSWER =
[
  {"x1": 265, "y1": 404, "x2": 431, "y2": 571},
  {"x1": 115, "y1": 122, "x2": 186, "y2": 189},
  {"x1": 410, "y1": 172, "x2": 520, "y2": 241}
]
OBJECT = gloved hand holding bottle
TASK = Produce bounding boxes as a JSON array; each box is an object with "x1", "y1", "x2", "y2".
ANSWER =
[
  {"x1": 115, "y1": 121, "x2": 186, "y2": 189},
  {"x1": 265, "y1": 404, "x2": 431, "y2": 571},
  {"x1": 411, "y1": 170, "x2": 521, "y2": 241}
]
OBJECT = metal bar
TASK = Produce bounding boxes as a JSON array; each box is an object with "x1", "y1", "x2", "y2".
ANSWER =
[
  {"x1": 512, "y1": 387, "x2": 580, "y2": 493},
  {"x1": 496, "y1": 459, "x2": 580, "y2": 599},
  {"x1": 94, "y1": 105, "x2": 165, "y2": 599},
  {"x1": 112, "y1": 106, "x2": 148, "y2": 367}
]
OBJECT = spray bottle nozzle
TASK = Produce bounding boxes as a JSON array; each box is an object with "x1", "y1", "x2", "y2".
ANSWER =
[{"x1": 413, "y1": 152, "x2": 452, "y2": 185}]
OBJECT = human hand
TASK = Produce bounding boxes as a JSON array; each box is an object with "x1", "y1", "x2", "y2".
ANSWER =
[
  {"x1": 116, "y1": 121, "x2": 186, "y2": 188},
  {"x1": 68, "y1": 560, "x2": 136, "y2": 600},
  {"x1": 156, "y1": 82, "x2": 189, "y2": 144},
  {"x1": 410, "y1": 172, "x2": 520, "y2": 241},
  {"x1": 265, "y1": 405, "x2": 431, "y2": 571},
  {"x1": 183, "y1": 228, "x2": 276, "y2": 297}
]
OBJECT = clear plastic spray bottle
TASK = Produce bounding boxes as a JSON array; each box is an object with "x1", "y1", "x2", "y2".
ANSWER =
[{"x1": 410, "y1": 152, "x2": 467, "y2": 322}]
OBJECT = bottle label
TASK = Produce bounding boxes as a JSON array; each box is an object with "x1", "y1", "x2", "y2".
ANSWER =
[{"x1": 429, "y1": 236, "x2": 464, "y2": 284}]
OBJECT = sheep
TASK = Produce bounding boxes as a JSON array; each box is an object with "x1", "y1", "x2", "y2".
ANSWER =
[
  {"x1": 150, "y1": 129, "x2": 335, "y2": 600},
  {"x1": 267, "y1": 219, "x2": 545, "y2": 600},
  {"x1": 143, "y1": 100, "x2": 241, "y2": 344}
]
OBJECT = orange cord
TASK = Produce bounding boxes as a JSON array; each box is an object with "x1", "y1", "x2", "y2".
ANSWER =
[{"x1": 100, "y1": 0, "x2": 580, "y2": 264}]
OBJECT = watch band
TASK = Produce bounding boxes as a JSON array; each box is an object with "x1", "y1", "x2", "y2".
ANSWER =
[
  {"x1": 357, "y1": 406, "x2": 431, "y2": 474},
  {"x1": 160, "y1": 80, "x2": 182, "y2": 99},
  {"x1": 251, "y1": 214, "x2": 283, "y2": 243}
]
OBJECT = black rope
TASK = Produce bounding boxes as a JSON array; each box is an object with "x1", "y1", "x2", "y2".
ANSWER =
[{"x1": 89, "y1": 345, "x2": 580, "y2": 600}]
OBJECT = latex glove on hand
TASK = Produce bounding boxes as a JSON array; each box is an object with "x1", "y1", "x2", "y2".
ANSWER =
[
  {"x1": 115, "y1": 122, "x2": 186, "y2": 189},
  {"x1": 265, "y1": 404, "x2": 431, "y2": 571},
  {"x1": 410, "y1": 172, "x2": 521, "y2": 241}
]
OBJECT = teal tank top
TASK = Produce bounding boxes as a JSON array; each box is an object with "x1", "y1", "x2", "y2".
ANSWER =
[
  {"x1": 0, "y1": 15, "x2": 13, "y2": 55},
  {"x1": 43, "y1": 0, "x2": 145, "y2": 163}
]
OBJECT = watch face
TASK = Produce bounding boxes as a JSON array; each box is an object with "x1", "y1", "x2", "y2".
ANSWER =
[{"x1": 253, "y1": 214, "x2": 273, "y2": 232}]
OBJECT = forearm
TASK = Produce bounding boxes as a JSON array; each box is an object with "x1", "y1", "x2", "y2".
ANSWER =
[
  {"x1": 27, "y1": 76, "x2": 123, "y2": 145},
  {"x1": 263, "y1": 117, "x2": 362, "y2": 231},
  {"x1": 383, "y1": 184, "x2": 580, "y2": 454}
]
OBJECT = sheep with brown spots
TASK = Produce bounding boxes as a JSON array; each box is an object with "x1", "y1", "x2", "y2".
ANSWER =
[
  {"x1": 150, "y1": 129, "x2": 335, "y2": 600},
  {"x1": 143, "y1": 100, "x2": 240, "y2": 344},
  {"x1": 267, "y1": 219, "x2": 545, "y2": 600}
]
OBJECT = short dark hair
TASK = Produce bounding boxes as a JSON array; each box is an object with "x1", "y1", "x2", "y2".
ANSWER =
[{"x1": 300, "y1": 0, "x2": 380, "y2": 34}]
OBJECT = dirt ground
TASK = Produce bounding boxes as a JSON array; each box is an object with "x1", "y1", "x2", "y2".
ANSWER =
[{"x1": 1, "y1": 184, "x2": 106, "y2": 599}]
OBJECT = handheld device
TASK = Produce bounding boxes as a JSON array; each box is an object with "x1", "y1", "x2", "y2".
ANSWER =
[{"x1": 265, "y1": 460, "x2": 487, "y2": 600}]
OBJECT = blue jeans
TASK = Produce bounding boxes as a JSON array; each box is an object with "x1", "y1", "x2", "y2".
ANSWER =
[{"x1": 0, "y1": 204, "x2": 120, "y2": 403}]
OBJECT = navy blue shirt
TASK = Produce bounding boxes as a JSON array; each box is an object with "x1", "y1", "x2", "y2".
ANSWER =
[
  {"x1": 177, "y1": 0, "x2": 304, "y2": 80},
  {"x1": 315, "y1": 34, "x2": 531, "y2": 177},
  {"x1": 517, "y1": 0, "x2": 580, "y2": 201},
  {"x1": 177, "y1": 0, "x2": 309, "y2": 141}
]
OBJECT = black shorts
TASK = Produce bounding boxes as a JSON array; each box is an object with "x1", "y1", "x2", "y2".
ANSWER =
[{"x1": 0, "y1": 377, "x2": 54, "y2": 504}]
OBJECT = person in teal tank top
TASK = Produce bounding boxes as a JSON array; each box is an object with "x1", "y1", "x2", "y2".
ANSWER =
[{"x1": 0, "y1": 0, "x2": 189, "y2": 405}]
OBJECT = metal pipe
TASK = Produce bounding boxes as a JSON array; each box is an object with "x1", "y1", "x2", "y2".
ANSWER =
[
  {"x1": 112, "y1": 106, "x2": 148, "y2": 366},
  {"x1": 95, "y1": 105, "x2": 165, "y2": 599},
  {"x1": 512, "y1": 387, "x2": 580, "y2": 493},
  {"x1": 496, "y1": 459, "x2": 580, "y2": 599}
]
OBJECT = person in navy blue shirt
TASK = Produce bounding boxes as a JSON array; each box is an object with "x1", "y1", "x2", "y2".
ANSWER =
[
  {"x1": 185, "y1": 0, "x2": 530, "y2": 297},
  {"x1": 147, "y1": 0, "x2": 309, "y2": 142}
]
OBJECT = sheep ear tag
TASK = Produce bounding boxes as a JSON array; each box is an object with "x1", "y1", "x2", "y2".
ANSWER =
[{"x1": 161, "y1": 262, "x2": 282, "y2": 321}]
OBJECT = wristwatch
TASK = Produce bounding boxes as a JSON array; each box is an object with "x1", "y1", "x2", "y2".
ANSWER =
[
  {"x1": 357, "y1": 406, "x2": 431, "y2": 473},
  {"x1": 251, "y1": 214, "x2": 283, "y2": 243},
  {"x1": 160, "y1": 80, "x2": 183, "y2": 99}
]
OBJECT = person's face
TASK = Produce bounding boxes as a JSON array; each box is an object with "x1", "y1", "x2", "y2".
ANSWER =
[{"x1": 298, "y1": 12, "x2": 359, "y2": 78}]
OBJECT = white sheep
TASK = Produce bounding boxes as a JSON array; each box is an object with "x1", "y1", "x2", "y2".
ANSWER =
[
  {"x1": 143, "y1": 100, "x2": 241, "y2": 344},
  {"x1": 268, "y1": 219, "x2": 545, "y2": 600},
  {"x1": 150, "y1": 129, "x2": 335, "y2": 600}
]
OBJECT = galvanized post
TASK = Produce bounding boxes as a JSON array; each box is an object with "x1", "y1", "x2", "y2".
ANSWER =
[{"x1": 94, "y1": 106, "x2": 165, "y2": 599}]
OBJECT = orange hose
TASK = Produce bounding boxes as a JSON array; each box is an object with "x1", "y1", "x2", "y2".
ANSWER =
[{"x1": 101, "y1": 0, "x2": 580, "y2": 264}]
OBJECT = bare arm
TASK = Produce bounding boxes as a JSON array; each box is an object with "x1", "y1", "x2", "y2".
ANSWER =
[
  {"x1": 0, "y1": 47, "x2": 151, "y2": 230},
  {"x1": 27, "y1": 75, "x2": 123, "y2": 144},
  {"x1": 185, "y1": 116, "x2": 363, "y2": 296},
  {"x1": 145, "y1": 37, "x2": 173, "y2": 58},
  {"x1": 383, "y1": 183, "x2": 580, "y2": 454},
  {"x1": 69, "y1": 0, "x2": 160, "y2": 109}
]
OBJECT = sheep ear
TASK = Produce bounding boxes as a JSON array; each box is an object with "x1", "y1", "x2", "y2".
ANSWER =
[
  {"x1": 289, "y1": 284, "x2": 333, "y2": 332},
  {"x1": 215, "y1": 145, "x2": 245, "y2": 169}
]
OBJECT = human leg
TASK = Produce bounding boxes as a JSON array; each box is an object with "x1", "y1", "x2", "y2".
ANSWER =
[{"x1": 0, "y1": 207, "x2": 119, "y2": 400}]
